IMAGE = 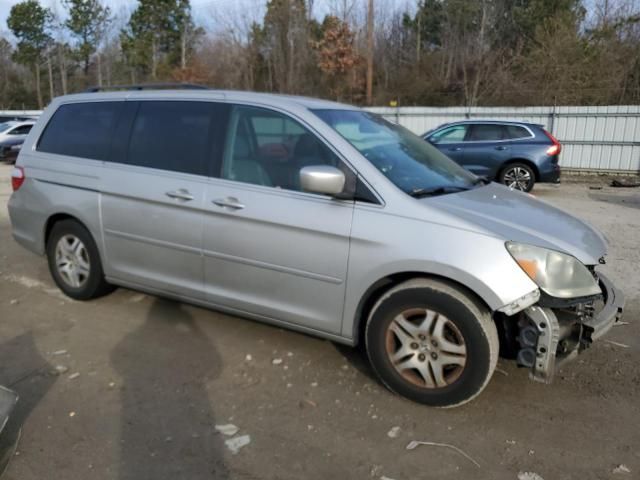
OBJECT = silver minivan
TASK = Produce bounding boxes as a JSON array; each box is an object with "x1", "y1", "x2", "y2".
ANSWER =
[{"x1": 8, "y1": 88, "x2": 624, "y2": 407}]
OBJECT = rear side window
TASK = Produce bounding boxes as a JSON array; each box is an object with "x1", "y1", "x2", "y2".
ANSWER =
[
  {"x1": 126, "y1": 101, "x2": 215, "y2": 176},
  {"x1": 38, "y1": 102, "x2": 122, "y2": 160},
  {"x1": 9, "y1": 125, "x2": 32, "y2": 135},
  {"x1": 468, "y1": 124, "x2": 505, "y2": 141},
  {"x1": 504, "y1": 125, "x2": 532, "y2": 139}
]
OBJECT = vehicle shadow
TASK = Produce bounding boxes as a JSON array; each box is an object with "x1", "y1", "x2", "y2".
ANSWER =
[
  {"x1": 0, "y1": 332, "x2": 57, "y2": 476},
  {"x1": 111, "y1": 298, "x2": 228, "y2": 480},
  {"x1": 331, "y1": 342, "x2": 378, "y2": 383}
]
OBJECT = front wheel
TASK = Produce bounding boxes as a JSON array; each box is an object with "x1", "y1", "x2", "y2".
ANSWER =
[
  {"x1": 365, "y1": 278, "x2": 499, "y2": 408},
  {"x1": 499, "y1": 163, "x2": 535, "y2": 192}
]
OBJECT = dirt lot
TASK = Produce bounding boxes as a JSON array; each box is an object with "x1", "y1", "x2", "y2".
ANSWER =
[{"x1": 0, "y1": 163, "x2": 638, "y2": 480}]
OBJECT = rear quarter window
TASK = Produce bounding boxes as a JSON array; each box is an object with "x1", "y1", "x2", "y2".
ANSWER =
[
  {"x1": 504, "y1": 125, "x2": 533, "y2": 139},
  {"x1": 37, "y1": 102, "x2": 123, "y2": 160}
]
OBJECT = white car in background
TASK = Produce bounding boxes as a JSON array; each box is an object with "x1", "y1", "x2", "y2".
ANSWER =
[{"x1": 0, "y1": 121, "x2": 35, "y2": 143}]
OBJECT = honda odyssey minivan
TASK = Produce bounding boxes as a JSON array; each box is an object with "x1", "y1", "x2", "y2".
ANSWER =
[{"x1": 8, "y1": 87, "x2": 624, "y2": 407}]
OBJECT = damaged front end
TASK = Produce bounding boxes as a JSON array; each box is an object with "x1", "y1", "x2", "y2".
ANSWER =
[
  {"x1": 0, "y1": 386, "x2": 19, "y2": 476},
  {"x1": 501, "y1": 273, "x2": 625, "y2": 383}
]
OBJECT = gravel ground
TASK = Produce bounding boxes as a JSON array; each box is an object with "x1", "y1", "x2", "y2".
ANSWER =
[{"x1": 0, "y1": 163, "x2": 638, "y2": 480}]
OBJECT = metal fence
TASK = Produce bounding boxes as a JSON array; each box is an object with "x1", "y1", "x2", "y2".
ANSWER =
[
  {"x1": 366, "y1": 105, "x2": 640, "y2": 174},
  {"x1": 3, "y1": 106, "x2": 640, "y2": 174}
]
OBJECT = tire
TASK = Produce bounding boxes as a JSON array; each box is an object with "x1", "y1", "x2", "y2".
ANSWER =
[
  {"x1": 499, "y1": 162, "x2": 535, "y2": 192},
  {"x1": 365, "y1": 278, "x2": 499, "y2": 408},
  {"x1": 46, "y1": 219, "x2": 114, "y2": 300}
]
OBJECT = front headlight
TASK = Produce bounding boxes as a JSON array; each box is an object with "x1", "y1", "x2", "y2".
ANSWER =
[{"x1": 506, "y1": 242, "x2": 601, "y2": 298}]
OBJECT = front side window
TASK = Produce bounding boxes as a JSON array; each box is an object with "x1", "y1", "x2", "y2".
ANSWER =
[
  {"x1": 127, "y1": 101, "x2": 215, "y2": 176},
  {"x1": 38, "y1": 102, "x2": 123, "y2": 160},
  {"x1": 313, "y1": 109, "x2": 477, "y2": 196},
  {"x1": 221, "y1": 105, "x2": 342, "y2": 192},
  {"x1": 429, "y1": 125, "x2": 467, "y2": 144},
  {"x1": 468, "y1": 124, "x2": 505, "y2": 141}
]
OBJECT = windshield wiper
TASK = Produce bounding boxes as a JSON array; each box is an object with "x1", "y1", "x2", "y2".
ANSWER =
[
  {"x1": 472, "y1": 176, "x2": 490, "y2": 186},
  {"x1": 409, "y1": 186, "x2": 471, "y2": 198}
]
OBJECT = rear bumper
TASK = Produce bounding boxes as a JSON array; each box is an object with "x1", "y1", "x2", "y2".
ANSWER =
[{"x1": 539, "y1": 162, "x2": 561, "y2": 183}]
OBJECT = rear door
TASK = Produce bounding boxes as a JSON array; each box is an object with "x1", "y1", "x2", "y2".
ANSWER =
[
  {"x1": 100, "y1": 100, "x2": 225, "y2": 300},
  {"x1": 426, "y1": 124, "x2": 468, "y2": 164},
  {"x1": 462, "y1": 123, "x2": 511, "y2": 177},
  {"x1": 202, "y1": 104, "x2": 354, "y2": 335}
]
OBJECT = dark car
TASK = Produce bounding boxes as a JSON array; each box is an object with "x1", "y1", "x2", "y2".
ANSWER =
[
  {"x1": 0, "y1": 137, "x2": 24, "y2": 164},
  {"x1": 423, "y1": 120, "x2": 561, "y2": 192}
]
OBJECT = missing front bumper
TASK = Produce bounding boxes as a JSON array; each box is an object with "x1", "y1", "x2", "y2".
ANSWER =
[{"x1": 517, "y1": 273, "x2": 625, "y2": 383}]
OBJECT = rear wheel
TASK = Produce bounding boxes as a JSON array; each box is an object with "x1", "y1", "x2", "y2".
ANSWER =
[
  {"x1": 499, "y1": 163, "x2": 535, "y2": 192},
  {"x1": 46, "y1": 219, "x2": 114, "y2": 300},
  {"x1": 365, "y1": 278, "x2": 499, "y2": 407}
]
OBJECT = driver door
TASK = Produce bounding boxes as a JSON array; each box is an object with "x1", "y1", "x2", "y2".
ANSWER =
[{"x1": 426, "y1": 124, "x2": 468, "y2": 164}]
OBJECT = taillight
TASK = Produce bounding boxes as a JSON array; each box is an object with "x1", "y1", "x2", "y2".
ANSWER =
[
  {"x1": 543, "y1": 130, "x2": 562, "y2": 156},
  {"x1": 11, "y1": 166, "x2": 25, "y2": 191}
]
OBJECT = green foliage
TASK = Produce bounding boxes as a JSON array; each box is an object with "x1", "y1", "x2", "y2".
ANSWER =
[
  {"x1": 64, "y1": 0, "x2": 112, "y2": 74},
  {"x1": 7, "y1": 0, "x2": 52, "y2": 66}
]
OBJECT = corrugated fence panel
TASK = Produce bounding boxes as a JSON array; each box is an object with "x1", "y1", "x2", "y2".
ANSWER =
[
  {"x1": 3, "y1": 107, "x2": 639, "y2": 173},
  {"x1": 367, "y1": 105, "x2": 640, "y2": 173}
]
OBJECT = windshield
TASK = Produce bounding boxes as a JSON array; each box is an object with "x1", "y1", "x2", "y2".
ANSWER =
[{"x1": 312, "y1": 109, "x2": 478, "y2": 195}]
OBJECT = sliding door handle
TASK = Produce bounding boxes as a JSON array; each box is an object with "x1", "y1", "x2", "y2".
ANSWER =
[
  {"x1": 166, "y1": 189, "x2": 194, "y2": 201},
  {"x1": 212, "y1": 197, "x2": 245, "y2": 210}
]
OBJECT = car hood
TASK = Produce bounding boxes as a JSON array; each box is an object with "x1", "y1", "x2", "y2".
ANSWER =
[{"x1": 425, "y1": 183, "x2": 607, "y2": 265}]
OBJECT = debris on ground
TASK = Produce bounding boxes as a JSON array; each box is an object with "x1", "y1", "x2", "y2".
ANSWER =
[
  {"x1": 299, "y1": 399, "x2": 317, "y2": 408},
  {"x1": 310, "y1": 382, "x2": 318, "y2": 387},
  {"x1": 495, "y1": 367, "x2": 509, "y2": 376},
  {"x1": 68, "y1": 372, "x2": 80, "y2": 380},
  {"x1": 387, "y1": 426, "x2": 401, "y2": 438},
  {"x1": 215, "y1": 424, "x2": 239, "y2": 436},
  {"x1": 588, "y1": 186, "x2": 603, "y2": 190},
  {"x1": 245, "y1": 354, "x2": 252, "y2": 362},
  {"x1": 506, "y1": 440, "x2": 516, "y2": 445},
  {"x1": 613, "y1": 464, "x2": 631, "y2": 474},
  {"x1": 271, "y1": 358, "x2": 283, "y2": 365},
  {"x1": 614, "y1": 321, "x2": 630, "y2": 327},
  {"x1": 380, "y1": 476, "x2": 396, "y2": 480},
  {"x1": 518, "y1": 473, "x2": 544, "y2": 480},
  {"x1": 108, "y1": 382, "x2": 115, "y2": 388},
  {"x1": 611, "y1": 179, "x2": 640, "y2": 188},
  {"x1": 224, "y1": 434, "x2": 250, "y2": 454},
  {"x1": 129, "y1": 293, "x2": 146, "y2": 302},
  {"x1": 69, "y1": 411, "x2": 76, "y2": 417},
  {"x1": 287, "y1": 352, "x2": 293, "y2": 357},
  {"x1": 406, "y1": 441, "x2": 480, "y2": 468},
  {"x1": 53, "y1": 365, "x2": 69, "y2": 375},
  {"x1": 9, "y1": 299, "x2": 18, "y2": 305},
  {"x1": 604, "y1": 340, "x2": 630, "y2": 348},
  {"x1": 52, "y1": 349, "x2": 67, "y2": 356}
]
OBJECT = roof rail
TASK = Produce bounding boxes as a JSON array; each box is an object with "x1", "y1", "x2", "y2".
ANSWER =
[{"x1": 84, "y1": 83, "x2": 209, "y2": 93}]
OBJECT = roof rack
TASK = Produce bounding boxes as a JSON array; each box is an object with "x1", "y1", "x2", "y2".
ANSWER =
[{"x1": 85, "y1": 83, "x2": 209, "y2": 93}]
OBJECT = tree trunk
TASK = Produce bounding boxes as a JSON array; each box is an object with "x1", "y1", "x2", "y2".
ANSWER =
[
  {"x1": 47, "y1": 51, "x2": 54, "y2": 102},
  {"x1": 366, "y1": 0, "x2": 374, "y2": 105},
  {"x1": 181, "y1": 28, "x2": 187, "y2": 70},
  {"x1": 97, "y1": 52, "x2": 103, "y2": 86},
  {"x1": 151, "y1": 37, "x2": 158, "y2": 80},
  {"x1": 58, "y1": 44, "x2": 67, "y2": 95},
  {"x1": 34, "y1": 62, "x2": 43, "y2": 109}
]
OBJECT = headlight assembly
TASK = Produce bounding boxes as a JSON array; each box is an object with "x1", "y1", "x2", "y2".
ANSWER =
[{"x1": 506, "y1": 242, "x2": 602, "y2": 299}]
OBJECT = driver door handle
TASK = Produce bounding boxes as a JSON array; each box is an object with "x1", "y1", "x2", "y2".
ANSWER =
[
  {"x1": 449, "y1": 147, "x2": 462, "y2": 152},
  {"x1": 212, "y1": 197, "x2": 245, "y2": 210}
]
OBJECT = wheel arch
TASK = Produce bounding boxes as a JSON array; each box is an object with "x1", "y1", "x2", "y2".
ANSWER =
[
  {"x1": 351, "y1": 271, "x2": 495, "y2": 348},
  {"x1": 500, "y1": 158, "x2": 540, "y2": 181}
]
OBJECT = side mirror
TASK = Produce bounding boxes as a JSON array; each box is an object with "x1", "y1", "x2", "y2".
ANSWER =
[{"x1": 300, "y1": 165, "x2": 346, "y2": 196}]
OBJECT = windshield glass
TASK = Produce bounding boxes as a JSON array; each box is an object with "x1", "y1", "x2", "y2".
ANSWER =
[
  {"x1": 0, "y1": 123, "x2": 11, "y2": 133},
  {"x1": 312, "y1": 109, "x2": 477, "y2": 195}
]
